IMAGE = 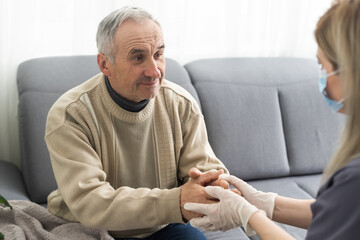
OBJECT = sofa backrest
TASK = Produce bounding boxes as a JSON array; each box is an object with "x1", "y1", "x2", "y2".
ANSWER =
[
  {"x1": 185, "y1": 58, "x2": 345, "y2": 180},
  {"x1": 17, "y1": 56, "x2": 344, "y2": 203},
  {"x1": 17, "y1": 56, "x2": 195, "y2": 203}
]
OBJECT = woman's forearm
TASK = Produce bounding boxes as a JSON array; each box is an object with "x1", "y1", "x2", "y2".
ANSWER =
[
  {"x1": 272, "y1": 196, "x2": 314, "y2": 229},
  {"x1": 249, "y1": 211, "x2": 296, "y2": 240},
  {"x1": 248, "y1": 196, "x2": 314, "y2": 239}
]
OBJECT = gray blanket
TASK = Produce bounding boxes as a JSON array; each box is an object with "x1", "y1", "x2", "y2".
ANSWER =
[{"x1": 0, "y1": 200, "x2": 114, "y2": 240}]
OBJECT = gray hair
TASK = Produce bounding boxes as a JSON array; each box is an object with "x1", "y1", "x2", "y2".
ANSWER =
[{"x1": 96, "y1": 6, "x2": 161, "y2": 63}]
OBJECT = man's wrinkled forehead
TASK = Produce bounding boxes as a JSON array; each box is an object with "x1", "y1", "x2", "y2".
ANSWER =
[{"x1": 114, "y1": 18, "x2": 164, "y2": 52}]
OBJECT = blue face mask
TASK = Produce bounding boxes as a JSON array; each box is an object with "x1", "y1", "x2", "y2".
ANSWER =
[{"x1": 318, "y1": 69, "x2": 344, "y2": 112}]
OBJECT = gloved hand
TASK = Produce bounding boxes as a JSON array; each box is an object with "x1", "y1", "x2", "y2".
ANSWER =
[
  {"x1": 184, "y1": 186, "x2": 264, "y2": 236},
  {"x1": 219, "y1": 174, "x2": 277, "y2": 219}
]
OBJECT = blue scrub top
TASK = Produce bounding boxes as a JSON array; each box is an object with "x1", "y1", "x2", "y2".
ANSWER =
[{"x1": 306, "y1": 157, "x2": 360, "y2": 239}]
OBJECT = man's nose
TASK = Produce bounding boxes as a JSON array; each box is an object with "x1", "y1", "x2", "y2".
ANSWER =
[{"x1": 144, "y1": 59, "x2": 161, "y2": 79}]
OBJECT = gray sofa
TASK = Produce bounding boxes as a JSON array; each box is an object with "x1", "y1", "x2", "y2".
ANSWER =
[{"x1": 0, "y1": 56, "x2": 344, "y2": 239}]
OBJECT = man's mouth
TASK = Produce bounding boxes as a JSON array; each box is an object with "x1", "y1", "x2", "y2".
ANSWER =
[{"x1": 139, "y1": 78, "x2": 160, "y2": 87}]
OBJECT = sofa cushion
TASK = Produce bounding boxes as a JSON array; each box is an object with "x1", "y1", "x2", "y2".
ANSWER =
[
  {"x1": 291, "y1": 174, "x2": 322, "y2": 198},
  {"x1": 0, "y1": 160, "x2": 29, "y2": 201},
  {"x1": 165, "y1": 58, "x2": 201, "y2": 104},
  {"x1": 279, "y1": 83, "x2": 345, "y2": 175},
  {"x1": 193, "y1": 82, "x2": 289, "y2": 180},
  {"x1": 18, "y1": 92, "x2": 59, "y2": 202},
  {"x1": 202, "y1": 228, "x2": 250, "y2": 240},
  {"x1": 17, "y1": 56, "x2": 101, "y2": 203},
  {"x1": 185, "y1": 58, "x2": 345, "y2": 180},
  {"x1": 247, "y1": 177, "x2": 315, "y2": 240}
]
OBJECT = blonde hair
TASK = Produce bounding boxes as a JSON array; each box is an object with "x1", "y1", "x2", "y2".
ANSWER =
[{"x1": 315, "y1": 0, "x2": 360, "y2": 183}]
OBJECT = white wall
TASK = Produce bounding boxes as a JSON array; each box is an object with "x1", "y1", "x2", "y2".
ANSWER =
[{"x1": 0, "y1": 0, "x2": 332, "y2": 168}]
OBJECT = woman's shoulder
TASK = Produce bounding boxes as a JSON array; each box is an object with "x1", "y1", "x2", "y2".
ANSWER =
[
  {"x1": 333, "y1": 157, "x2": 360, "y2": 182},
  {"x1": 306, "y1": 157, "x2": 360, "y2": 239},
  {"x1": 316, "y1": 156, "x2": 360, "y2": 199},
  {"x1": 343, "y1": 156, "x2": 360, "y2": 169}
]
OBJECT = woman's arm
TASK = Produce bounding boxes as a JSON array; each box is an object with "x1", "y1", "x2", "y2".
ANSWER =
[
  {"x1": 273, "y1": 196, "x2": 314, "y2": 229},
  {"x1": 220, "y1": 175, "x2": 315, "y2": 228},
  {"x1": 248, "y1": 197, "x2": 314, "y2": 240},
  {"x1": 185, "y1": 186, "x2": 302, "y2": 238},
  {"x1": 249, "y1": 211, "x2": 296, "y2": 240}
]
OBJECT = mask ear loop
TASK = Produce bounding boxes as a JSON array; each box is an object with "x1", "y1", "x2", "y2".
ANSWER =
[
  {"x1": 323, "y1": 70, "x2": 340, "y2": 95},
  {"x1": 327, "y1": 70, "x2": 339, "y2": 77},
  {"x1": 328, "y1": 70, "x2": 346, "y2": 108}
]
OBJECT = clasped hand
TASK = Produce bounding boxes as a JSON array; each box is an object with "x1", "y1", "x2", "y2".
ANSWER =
[
  {"x1": 180, "y1": 168, "x2": 229, "y2": 221},
  {"x1": 183, "y1": 174, "x2": 277, "y2": 236}
]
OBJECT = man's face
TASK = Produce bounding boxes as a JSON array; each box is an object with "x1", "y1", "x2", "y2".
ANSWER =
[{"x1": 99, "y1": 18, "x2": 165, "y2": 102}]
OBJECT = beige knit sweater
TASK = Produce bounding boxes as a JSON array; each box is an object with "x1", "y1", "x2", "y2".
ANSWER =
[{"x1": 45, "y1": 73, "x2": 228, "y2": 238}]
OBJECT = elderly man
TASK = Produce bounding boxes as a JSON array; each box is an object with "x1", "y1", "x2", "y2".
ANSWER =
[{"x1": 45, "y1": 6, "x2": 228, "y2": 239}]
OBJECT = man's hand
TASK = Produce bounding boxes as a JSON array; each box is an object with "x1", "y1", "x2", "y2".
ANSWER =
[
  {"x1": 188, "y1": 167, "x2": 229, "y2": 189},
  {"x1": 180, "y1": 168, "x2": 232, "y2": 221}
]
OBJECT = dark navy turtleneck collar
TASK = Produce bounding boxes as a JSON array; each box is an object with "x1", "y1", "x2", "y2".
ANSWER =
[{"x1": 105, "y1": 76, "x2": 149, "y2": 113}]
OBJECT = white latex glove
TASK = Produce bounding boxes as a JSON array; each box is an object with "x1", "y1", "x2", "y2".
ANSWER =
[
  {"x1": 184, "y1": 186, "x2": 264, "y2": 236},
  {"x1": 219, "y1": 174, "x2": 278, "y2": 219}
]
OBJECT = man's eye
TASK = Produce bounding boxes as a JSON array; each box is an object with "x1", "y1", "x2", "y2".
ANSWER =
[
  {"x1": 134, "y1": 55, "x2": 143, "y2": 61},
  {"x1": 154, "y1": 52, "x2": 163, "y2": 59}
]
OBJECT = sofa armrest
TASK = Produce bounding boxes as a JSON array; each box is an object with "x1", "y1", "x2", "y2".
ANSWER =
[{"x1": 0, "y1": 160, "x2": 30, "y2": 200}]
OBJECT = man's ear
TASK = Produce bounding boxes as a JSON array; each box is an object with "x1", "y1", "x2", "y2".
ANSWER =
[{"x1": 97, "y1": 53, "x2": 112, "y2": 76}]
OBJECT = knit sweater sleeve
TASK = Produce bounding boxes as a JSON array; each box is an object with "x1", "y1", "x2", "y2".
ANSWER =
[
  {"x1": 45, "y1": 121, "x2": 184, "y2": 231},
  {"x1": 177, "y1": 100, "x2": 229, "y2": 182}
]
